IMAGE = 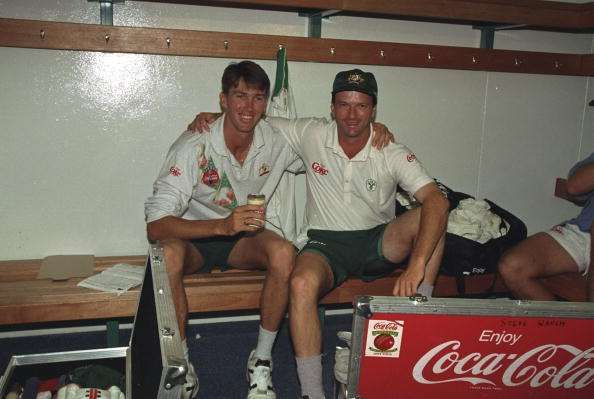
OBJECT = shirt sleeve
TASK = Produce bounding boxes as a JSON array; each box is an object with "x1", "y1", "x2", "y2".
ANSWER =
[
  {"x1": 569, "y1": 152, "x2": 594, "y2": 179},
  {"x1": 144, "y1": 133, "x2": 200, "y2": 223},
  {"x1": 387, "y1": 143, "x2": 434, "y2": 197},
  {"x1": 266, "y1": 116, "x2": 325, "y2": 158}
]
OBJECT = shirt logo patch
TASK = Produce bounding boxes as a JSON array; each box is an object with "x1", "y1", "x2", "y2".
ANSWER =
[
  {"x1": 201, "y1": 169, "x2": 220, "y2": 187},
  {"x1": 311, "y1": 162, "x2": 329, "y2": 176},
  {"x1": 366, "y1": 178, "x2": 377, "y2": 192},
  {"x1": 259, "y1": 163, "x2": 271, "y2": 176},
  {"x1": 169, "y1": 166, "x2": 182, "y2": 177},
  {"x1": 406, "y1": 153, "x2": 416, "y2": 162}
]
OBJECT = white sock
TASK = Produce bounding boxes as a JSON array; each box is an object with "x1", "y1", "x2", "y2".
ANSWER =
[
  {"x1": 417, "y1": 282, "x2": 434, "y2": 297},
  {"x1": 296, "y1": 354, "x2": 324, "y2": 398},
  {"x1": 254, "y1": 325, "x2": 277, "y2": 360}
]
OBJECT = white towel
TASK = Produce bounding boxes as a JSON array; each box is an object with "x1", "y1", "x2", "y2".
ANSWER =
[{"x1": 447, "y1": 198, "x2": 508, "y2": 243}]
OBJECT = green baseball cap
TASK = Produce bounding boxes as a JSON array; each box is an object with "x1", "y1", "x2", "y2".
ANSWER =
[{"x1": 332, "y1": 69, "x2": 378, "y2": 101}]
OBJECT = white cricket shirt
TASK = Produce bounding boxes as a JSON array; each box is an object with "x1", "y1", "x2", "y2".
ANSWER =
[
  {"x1": 145, "y1": 116, "x2": 299, "y2": 224},
  {"x1": 268, "y1": 117, "x2": 434, "y2": 247}
]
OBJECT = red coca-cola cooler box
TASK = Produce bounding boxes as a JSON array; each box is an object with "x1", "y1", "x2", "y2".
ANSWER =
[{"x1": 345, "y1": 295, "x2": 594, "y2": 399}]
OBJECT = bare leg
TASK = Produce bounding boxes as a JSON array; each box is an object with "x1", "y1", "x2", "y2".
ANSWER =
[
  {"x1": 160, "y1": 238, "x2": 204, "y2": 341},
  {"x1": 228, "y1": 229, "x2": 295, "y2": 332},
  {"x1": 228, "y1": 230, "x2": 295, "y2": 398},
  {"x1": 289, "y1": 252, "x2": 334, "y2": 357},
  {"x1": 289, "y1": 252, "x2": 334, "y2": 398},
  {"x1": 381, "y1": 208, "x2": 445, "y2": 289},
  {"x1": 498, "y1": 232, "x2": 579, "y2": 300}
]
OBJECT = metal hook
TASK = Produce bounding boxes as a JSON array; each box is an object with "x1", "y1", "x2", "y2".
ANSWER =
[
  {"x1": 514, "y1": 57, "x2": 522, "y2": 66},
  {"x1": 223, "y1": 40, "x2": 229, "y2": 50},
  {"x1": 166, "y1": 37, "x2": 171, "y2": 48},
  {"x1": 427, "y1": 51, "x2": 433, "y2": 62},
  {"x1": 330, "y1": 47, "x2": 335, "y2": 55},
  {"x1": 472, "y1": 56, "x2": 478, "y2": 64},
  {"x1": 380, "y1": 50, "x2": 385, "y2": 58},
  {"x1": 40, "y1": 30, "x2": 45, "y2": 40},
  {"x1": 554, "y1": 60, "x2": 561, "y2": 69},
  {"x1": 105, "y1": 34, "x2": 110, "y2": 44}
]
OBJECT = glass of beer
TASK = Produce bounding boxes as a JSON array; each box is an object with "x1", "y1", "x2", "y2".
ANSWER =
[{"x1": 246, "y1": 193, "x2": 266, "y2": 229}]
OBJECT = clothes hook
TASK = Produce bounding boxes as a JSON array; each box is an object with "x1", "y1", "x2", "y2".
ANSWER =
[
  {"x1": 166, "y1": 37, "x2": 171, "y2": 47},
  {"x1": 223, "y1": 40, "x2": 229, "y2": 50},
  {"x1": 330, "y1": 47, "x2": 335, "y2": 55},
  {"x1": 40, "y1": 29, "x2": 45, "y2": 40},
  {"x1": 379, "y1": 50, "x2": 385, "y2": 58},
  {"x1": 105, "y1": 34, "x2": 110, "y2": 44}
]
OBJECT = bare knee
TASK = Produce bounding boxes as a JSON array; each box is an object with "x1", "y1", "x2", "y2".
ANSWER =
[
  {"x1": 266, "y1": 240, "x2": 296, "y2": 282},
  {"x1": 498, "y1": 248, "x2": 535, "y2": 283},
  {"x1": 161, "y1": 238, "x2": 187, "y2": 278},
  {"x1": 290, "y1": 272, "x2": 321, "y2": 305}
]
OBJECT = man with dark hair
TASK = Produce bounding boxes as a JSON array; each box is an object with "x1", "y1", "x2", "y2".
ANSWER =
[
  {"x1": 145, "y1": 61, "x2": 300, "y2": 399},
  {"x1": 190, "y1": 68, "x2": 449, "y2": 399}
]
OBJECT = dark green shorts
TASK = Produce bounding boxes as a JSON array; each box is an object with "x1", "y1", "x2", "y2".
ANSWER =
[
  {"x1": 300, "y1": 224, "x2": 404, "y2": 288},
  {"x1": 191, "y1": 234, "x2": 243, "y2": 272}
]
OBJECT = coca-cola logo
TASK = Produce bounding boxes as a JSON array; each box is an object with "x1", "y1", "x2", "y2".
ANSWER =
[
  {"x1": 373, "y1": 321, "x2": 401, "y2": 331},
  {"x1": 311, "y1": 162, "x2": 329, "y2": 175},
  {"x1": 412, "y1": 340, "x2": 594, "y2": 389}
]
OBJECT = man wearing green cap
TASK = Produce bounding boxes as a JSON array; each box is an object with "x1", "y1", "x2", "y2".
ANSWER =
[
  {"x1": 279, "y1": 69, "x2": 448, "y2": 398},
  {"x1": 189, "y1": 68, "x2": 449, "y2": 399}
]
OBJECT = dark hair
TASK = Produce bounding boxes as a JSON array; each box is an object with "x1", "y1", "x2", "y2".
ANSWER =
[{"x1": 221, "y1": 61, "x2": 270, "y2": 97}]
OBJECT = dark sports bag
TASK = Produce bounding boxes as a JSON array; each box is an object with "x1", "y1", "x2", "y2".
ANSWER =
[{"x1": 396, "y1": 183, "x2": 527, "y2": 296}]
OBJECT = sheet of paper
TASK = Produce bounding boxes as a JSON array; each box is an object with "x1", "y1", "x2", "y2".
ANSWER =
[{"x1": 77, "y1": 263, "x2": 145, "y2": 294}]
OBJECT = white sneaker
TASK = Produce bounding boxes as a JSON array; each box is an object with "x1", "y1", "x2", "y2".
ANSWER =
[
  {"x1": 246, "y1": 350, "x2": 276, "y2": 399},
  {"x1": 182, "y1": 360, "x2": 199, "y2": 399}
]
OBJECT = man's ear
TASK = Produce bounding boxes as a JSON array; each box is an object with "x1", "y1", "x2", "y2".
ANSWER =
[
  {"x1": 371, "y1": 106, "x2": 377, "y2": 122},
  {"x1": 219, "y1": 92, "x2": 227, "y2": 111}
]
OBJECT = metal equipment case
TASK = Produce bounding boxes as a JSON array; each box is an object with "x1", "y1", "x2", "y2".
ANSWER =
[
  {"x1": 0, "y1": 244, "x2": 188, "y2": 398},
  {"x1": 346, "y1": 295, "x2": 594, "y2": 399}
]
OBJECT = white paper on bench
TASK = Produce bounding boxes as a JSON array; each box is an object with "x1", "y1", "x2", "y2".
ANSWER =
[{"x1": 77, "y1": 263, "x2": 145, "y2": 294}]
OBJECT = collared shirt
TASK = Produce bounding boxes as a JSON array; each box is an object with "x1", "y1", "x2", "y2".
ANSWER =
[
  {"x1": 268, "y1": 117, "x2": 434, "y2": 247},
  {"x1": 145, "y1": 116, "x2": 299, "y2": 224}
]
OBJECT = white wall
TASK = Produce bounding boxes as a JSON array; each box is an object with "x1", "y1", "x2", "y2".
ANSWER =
[{"x1": 0, "y1": 0, "x2": 592, "y2": 259}]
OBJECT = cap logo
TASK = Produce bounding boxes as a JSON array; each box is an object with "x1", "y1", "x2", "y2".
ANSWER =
[{"x1": 348, "y1": 73, "x2": 364, "y2": 85}]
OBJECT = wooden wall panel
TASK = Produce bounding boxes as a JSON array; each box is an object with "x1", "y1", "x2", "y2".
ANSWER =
[
  {"x1": 0, "y1": 18, "x2": 590, "y2": 76},
  {"x1": 582, "y1": 55, "x2": 594, "y2": 76},
  {"x1": 151, "y1": 0, "x2": 594, "y2": 29},
  {"x1": 341, "y1": 0, "x2": 587, "y2": 29}
]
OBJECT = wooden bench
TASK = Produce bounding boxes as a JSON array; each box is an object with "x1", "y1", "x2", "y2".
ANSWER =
[{"x1": 0, "y1": 255, "x2": 508, "y2": 328}]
